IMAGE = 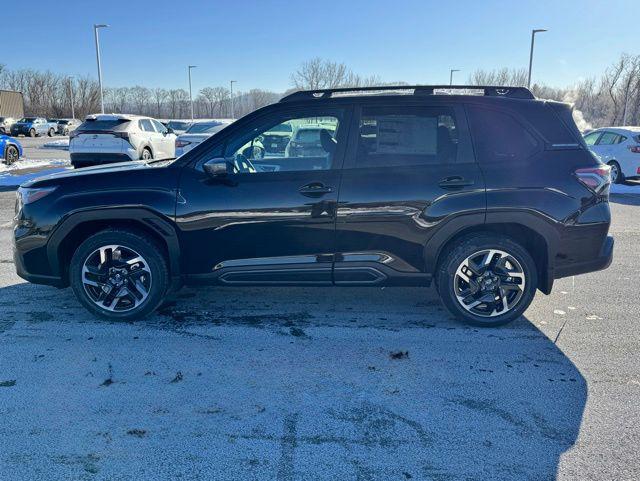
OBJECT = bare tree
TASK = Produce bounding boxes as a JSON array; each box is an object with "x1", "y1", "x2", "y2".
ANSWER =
[{"x1": 152, "y1": 88, "x2": 168, "y2": 118}]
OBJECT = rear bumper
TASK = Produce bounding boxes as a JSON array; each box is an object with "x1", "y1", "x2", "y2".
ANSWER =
[
  {"x1": 554, "y1": 235, "x2": 614, "y2": 279},
  {"x1": 70, "y1": 152, "x2": 135, "y2": 168}
]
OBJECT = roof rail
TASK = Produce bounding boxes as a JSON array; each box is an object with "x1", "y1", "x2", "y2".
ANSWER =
[{"x1": 280, "y1": 85, "x2": 535, "y2": 102}]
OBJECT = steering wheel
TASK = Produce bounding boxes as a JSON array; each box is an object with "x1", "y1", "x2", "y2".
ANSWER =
[{"x1": 233, "y1": 153, "x2": 257, "y2": 173}]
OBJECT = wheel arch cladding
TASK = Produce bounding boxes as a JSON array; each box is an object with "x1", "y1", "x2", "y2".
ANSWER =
[
  {"x1": 48, "y1": 209, "x2": 180, "y2": 285},
  {"x1": 429, "y1": 220, "x2": 557, "y2": 294}
]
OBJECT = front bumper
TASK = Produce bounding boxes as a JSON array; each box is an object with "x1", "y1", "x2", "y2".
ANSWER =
[{"x1": 554, "y1": 235, "x2": 614, "y2": 279}]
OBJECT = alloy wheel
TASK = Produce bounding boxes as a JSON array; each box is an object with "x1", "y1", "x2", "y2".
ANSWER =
[
  {"x1": 6, "y1": 146, "x2": 18, "y2": 164},
  {"x1": 610, "y1": 164, "x2": 619, "y2": 183},
  {"x1": 81, "y1": 244, "x2": 152, "y2": 312},
  {"x1": 453, "y1": 249, "x2": 526, "y2": 318}
]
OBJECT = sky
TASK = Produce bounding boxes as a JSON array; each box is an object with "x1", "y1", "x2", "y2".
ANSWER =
[{"x1": 4, "y1": 0, "x2": 639, "y2": 94}]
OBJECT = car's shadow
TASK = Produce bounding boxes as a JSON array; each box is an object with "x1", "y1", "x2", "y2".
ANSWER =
[{"x1": 0, "y1": 282, "x2": 586, "y2": 480}]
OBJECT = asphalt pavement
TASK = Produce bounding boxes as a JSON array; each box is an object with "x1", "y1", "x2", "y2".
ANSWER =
[{"x1": 0, "y1": 191, "x2": 638, "y2": 480}]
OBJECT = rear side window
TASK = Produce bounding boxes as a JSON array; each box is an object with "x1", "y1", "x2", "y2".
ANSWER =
[
  {"x1": 139, "y1": 119, "x2": 155, "y2": 132},
  {"x1": 356, "y1": 106, "x2": 459, "y2": 167},
  {"x1": 584, "y1": 131, "x2": 601, "y2": 145},
  {"x1": 466, "y1": 106, "x2": 540, "y2": 163},
  {"x1": 597, "y1": 132, "x2": 618, "y2": 145},
  {"x1": 77, "y1": 119, "x2": 129, "y2": 131}
]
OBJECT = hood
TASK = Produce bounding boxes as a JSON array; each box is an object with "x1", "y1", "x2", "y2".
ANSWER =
[{"x1": 23, "y1": 160, "x2": 152, "y2": 187}]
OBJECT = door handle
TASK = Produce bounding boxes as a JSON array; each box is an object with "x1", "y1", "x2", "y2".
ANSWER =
[
  {"x1": 438, "y1": 176, "x2": 475, "y2": 189},
  {"x1": 299, "y1": 182, "x2": 333, "y2": 197}
]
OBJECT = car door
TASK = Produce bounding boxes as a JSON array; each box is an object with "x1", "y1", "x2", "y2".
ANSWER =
[
  {"x1": 593, "y1": 131, "x2": 619, "y2": 162},
  {"x1": 139, "y1": 119, "x2": 161, "y2": 157},
  {"x1": 175, "y1": 104, "x2": 352, "y2": 284},
  {"x1": 151, "y1": 119, "x2": 175, "y2": 158},
  {"x1": 333, "y1": 100, "x2": 484, "y2": 285}
]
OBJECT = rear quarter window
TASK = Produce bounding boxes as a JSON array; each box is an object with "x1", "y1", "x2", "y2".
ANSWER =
[{"x1": 466, "y1": 106, "x2": 540, "y2": 164}]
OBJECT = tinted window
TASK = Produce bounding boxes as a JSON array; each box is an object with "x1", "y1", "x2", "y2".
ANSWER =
[
  {"x1": 467, "y1": 106, "x2": 539, "y2": 163},
  {"x1": 616, "y1": 135, "x2": 627, "y2": 143},
  {"x1": 356, "y1": 106, "x2": 458, "y2": 167},
  {"x1": 597, "y1": 132, "x2": 618, "y2": 145},
  {"x1": 77, "y1": 119, "x2": 129, "y2": 131},
  {"x1": 167, "y1": 121, "x2": 190, "y2": 131},
  {"x1": 584, "y1": 131, "x2": 601, "y2": 146}
]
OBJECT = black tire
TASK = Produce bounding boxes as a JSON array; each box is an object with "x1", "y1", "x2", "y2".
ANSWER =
[
  {"x1": 4, "y1": 145, "x2": 19, "y2": 165},
  {"x1": 48, "y1": 128, "x2": 55, "y2": 137},
  {"x1": 69, "y1": 229, "x2": 169, "y2": 321},
  {"x1": 29, "y1": 128, "x2": 36, "y2": 138},
  {"x1": 608, "y1": 161, "x2": 624, "y2": 184},
  {"x1": 0, "y1": 127, "x2": 5, "y2": 134},
  {"x1": 436, "y1": 234, "x2": 538, "y2": 327},
  {"x1": 141, "y1": 148, "x2": 153, "y2": 160}
]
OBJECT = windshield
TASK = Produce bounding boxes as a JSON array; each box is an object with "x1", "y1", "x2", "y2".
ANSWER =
[
  {"x1": 186, "y1": 122, "x2": 224, "y2": 134},
  {"x1": 19, "y1": 118, "x2": 36, "y2": 123},
  {"x1": 59, "y1": 120, "x2": 69, "y2": 125}
]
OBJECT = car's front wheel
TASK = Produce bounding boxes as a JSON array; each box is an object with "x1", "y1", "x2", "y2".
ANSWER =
[
  {"x1": 4, "y1": 145, "x2": 19, "y2": 165},
  {"x1": 29, "y1": 128, "x2": 36, "y2": 138},
  {"x1": 436, "y1": 234, "x2": 538, "y2": 327},
  {"x1": 48, "y1": 128, "x2": 55, "y2": 137},
  {"x1": 141, "y1": 148, "x2": 153, "y2": 160},
  {"x1": 69, "y1": 229, "x2": 169, "y2": 321}
]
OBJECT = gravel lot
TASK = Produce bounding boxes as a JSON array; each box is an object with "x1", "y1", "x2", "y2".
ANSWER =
[{"x1": 0, "y1": 190, "x2": 639, "y2": 481}]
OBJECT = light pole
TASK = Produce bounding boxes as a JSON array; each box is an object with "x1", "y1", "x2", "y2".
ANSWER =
[
  {"x1": 188, "y1": 65, "x2": 197, "y2": 121},
  {"x1": 93, "y1": 24, "x2": 109, "y2": 113},
  {"x1": 527, "y1": 28, "x2": 547, "y2": 88},
  {"x1": 68, "y1": 76, "x2": 75, "y2": 120},
  {"x1": 449, "y1": 69, "x2": 460, "y2": 86},
  {"x1": 230, "y1": 80, "x2": 236, "y2": 119}
]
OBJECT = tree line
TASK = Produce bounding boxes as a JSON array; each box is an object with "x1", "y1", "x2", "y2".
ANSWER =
[{"x1": 1, "y1": 55, "x2": 638, "y2": 129}]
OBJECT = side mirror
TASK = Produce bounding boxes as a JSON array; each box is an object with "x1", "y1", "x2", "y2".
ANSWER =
[
  {"x1": 165, "y1": 127, "x2": 174, "y2": 135},
  {"x1": 203, "y1": 158, "x2": 231, "y2": 178}
]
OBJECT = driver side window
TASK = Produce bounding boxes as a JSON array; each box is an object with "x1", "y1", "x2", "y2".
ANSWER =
[{"x1": 224, "y1": 112, "x2": 343, "y2": 173}]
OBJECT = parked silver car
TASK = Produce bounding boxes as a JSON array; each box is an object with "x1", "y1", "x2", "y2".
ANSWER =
[{"x1": 57, "y1": 118, "x2": 81, "y2": 136}]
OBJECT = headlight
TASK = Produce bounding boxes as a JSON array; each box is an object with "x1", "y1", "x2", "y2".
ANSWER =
[{"x1": 17, "y1": 186, "x2": 57, "y2": 205}]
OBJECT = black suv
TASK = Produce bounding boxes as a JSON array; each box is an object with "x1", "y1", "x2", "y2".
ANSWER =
[{"x1": 12, "y1": 86, "x2": 613, "y2": 326}]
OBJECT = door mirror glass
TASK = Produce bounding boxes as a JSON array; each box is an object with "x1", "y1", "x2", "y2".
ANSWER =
[{"x1": 203, "y1": 158, "x2": 232, "y2": 177}]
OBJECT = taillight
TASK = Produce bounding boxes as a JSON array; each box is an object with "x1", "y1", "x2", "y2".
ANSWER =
[
  {"x1": 575, "y1": 165, "x2": 611, "y2": 194},
  {"x1": 629, "y1": 145, "x2": 640, "y2": 153},
  {"x1": 175, "y1": 139, "x2": 191, "y2": 148},
  {"x1": 112, "y1": 132, "x2": 130, "y2": 142}
]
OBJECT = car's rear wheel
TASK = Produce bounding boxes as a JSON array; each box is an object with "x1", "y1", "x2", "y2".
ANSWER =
[
  {"x1": 141, "y1": 148, "x2": 152, "y2": 160},
  {"x1": 4, "y1": 145, "x2": 19, "y2": 165},
  {"x1": 436, "y1": 234, "x2": 538, "y2": 327},
  {"x1": 70, "y1": 229, "x2": 169, "y2": 321},
  {"x1": 29, "y1": 128, "x2": 36, "y2": 138},
  {"x1": 608, "y1": 161, "x2": 624, "y2": 184}
]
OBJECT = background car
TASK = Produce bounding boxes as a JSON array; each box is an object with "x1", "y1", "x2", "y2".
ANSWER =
[
  {"x1": 10, "y1": 117, "x2": 56, "y2": 137},
  {"x1": 56, "y1": 118, "x2": 81, "y2": 136},
  {"x1": 174, "y1": 121, "x2": 227, "y2": 156},
  {"x1": 1, "y1": 134, "x2": 22, "y2": 165},
  {"x1": 285, "y1": 124, "x2": 337, "y2": 158},
  {"x1": 261, "y1": 122, "x2": 293, "y2": 155},
  {"x1": 69, "y1": 114, "x2": 176, "y2": 168},
  {"x1": 584, "y1": 127, "x2": 640, "y2": 183},
  {"x1": 0, "y1": 116, "x2": 16, "y2": 134},
  {"x1": 164, "y1": 120, "x2": 192, "y2": 135}
]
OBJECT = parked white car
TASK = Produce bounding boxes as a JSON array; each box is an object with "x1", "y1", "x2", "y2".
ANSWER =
[
  {"x1": 584, "y1": 127, "x2": 640, "y2": 183},
  {"x1": 174, "y1": 120, "x2": 228, "y2": 157},
  {"x1": 70, "y1": 114, "x2": 176, "y2": 168}
]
